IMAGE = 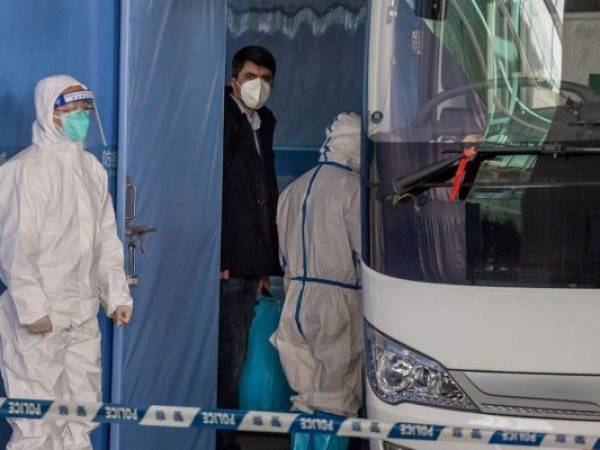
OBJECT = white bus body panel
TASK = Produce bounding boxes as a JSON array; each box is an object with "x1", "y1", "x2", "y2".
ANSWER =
[
  {"x1": 366, "y1": 383, "x2": 600, "y2": 450},
  {"x1": 362, "y1": 264, "x2": 600, "y2": 374}
]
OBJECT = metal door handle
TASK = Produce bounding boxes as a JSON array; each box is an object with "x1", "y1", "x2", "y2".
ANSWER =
[
  {"x1": 125, "y1": 176, "x2": 137, "y2": 221},
  {"x1": 125, "y1": 224, "x2": 157, "y2": 286}
]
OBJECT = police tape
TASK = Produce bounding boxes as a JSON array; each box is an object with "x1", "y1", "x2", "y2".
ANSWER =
[{"x1": 1, "y1": 397, "x2": 600, "y2": 448}]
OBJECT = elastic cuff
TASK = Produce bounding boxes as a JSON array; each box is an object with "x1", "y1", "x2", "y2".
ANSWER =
[
  {"x1": 19, "y1": 310, "x2": 51, "y2": 326},
  {"x1": 106, "y1": 299, "x2": 133, "y2": 317}
]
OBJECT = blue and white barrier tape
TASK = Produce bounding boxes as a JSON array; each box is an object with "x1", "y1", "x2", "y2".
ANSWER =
[{"x1": 1, "y1": 397, "x2": 600, "y2": 448}]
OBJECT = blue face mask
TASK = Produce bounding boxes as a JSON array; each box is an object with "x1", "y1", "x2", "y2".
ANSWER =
[{"x1": 59, "y1": 110, "x2": 90, "y2": 142}]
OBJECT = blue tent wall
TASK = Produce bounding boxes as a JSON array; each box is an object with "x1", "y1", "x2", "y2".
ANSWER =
[
  {"x1": 110, "y1": 1, "x2": 225, "y2": 450},
  {"x1": 226, "y1": 1, "x2": 367, "y2": 188},
  {"x1": 0, "y1": 2, "x2": 120, "y2": 449}
]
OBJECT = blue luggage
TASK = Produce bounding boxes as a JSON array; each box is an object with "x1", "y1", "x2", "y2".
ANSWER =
[{"x1": 238, "y1": 292, "x2": 293, "y2": 412}]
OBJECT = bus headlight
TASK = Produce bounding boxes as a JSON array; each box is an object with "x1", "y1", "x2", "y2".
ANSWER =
[{"x1": 365, "y1": 321, "x2": 477, "y2": 411}]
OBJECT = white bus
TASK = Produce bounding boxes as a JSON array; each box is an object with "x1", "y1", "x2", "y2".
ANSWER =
[{"x1": 363, "y1": 1, "x2": 600, "y2": 449}]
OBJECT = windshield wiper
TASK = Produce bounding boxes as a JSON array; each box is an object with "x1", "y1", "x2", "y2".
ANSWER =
[
  {"x1": 569, "y1": 120, "x2": 600, "y2": 127},
  {"x1": 387, "y1": 154, "x2": 464, "y2": 195},
  {"x1": 480, "y1": 143, "x2": 600, "y2": 155},
  {"x1": 397, "y1": 180, "x2": 600, "y2": 190},
  {"x1": 382, "y1": 142, "x2": 600, "y2": 201},
  {"x1": 443, "y1": 141, "x2": 600, "y2": 155}
]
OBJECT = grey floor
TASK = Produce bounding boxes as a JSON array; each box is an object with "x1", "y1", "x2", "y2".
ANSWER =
[
  {"x1": 238, "y1": 433, "x2": 370, "y2": 450},
  {"x1": 238, "y1": 433, "x2": 289, "y2": 450}
]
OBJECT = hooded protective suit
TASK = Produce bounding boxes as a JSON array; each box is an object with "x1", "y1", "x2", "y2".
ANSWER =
[
  {"x1": 0, "y1": 75, "x2": 132, "y2": 450},
  {"x1": 272, "y1": 113, "x2": 363, "y2": 418}
]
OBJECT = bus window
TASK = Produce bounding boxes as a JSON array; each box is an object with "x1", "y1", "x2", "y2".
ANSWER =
[{"x1": 366, "y1": 0, "x2": 600, "y2": 287}]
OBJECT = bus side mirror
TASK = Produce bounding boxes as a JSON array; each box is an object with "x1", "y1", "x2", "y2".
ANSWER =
[{"x1": 415, "y1": 0, "x2": 447, "y2": 21}]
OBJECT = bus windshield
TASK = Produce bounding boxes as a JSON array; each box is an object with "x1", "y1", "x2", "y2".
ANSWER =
[{"x1": 366, "y1": 0, "x2": 600, "y2": 287}]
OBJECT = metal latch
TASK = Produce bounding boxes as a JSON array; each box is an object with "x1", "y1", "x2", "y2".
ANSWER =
[
  {"x1": 124, "y1": 177, "x2": 156, "y2": 287},
  {"x1": 126, "y1": 225, "x2": 157, "y2": 254},
  {"x1": 387, "y1": 0, "x2": 398, "y2": 22},
  {"x1": 125, "y1": 225, "x2": 157, "y2": 287},
  {"x1": 125, "y1": 176, "x2": 137, "y2": 221}
]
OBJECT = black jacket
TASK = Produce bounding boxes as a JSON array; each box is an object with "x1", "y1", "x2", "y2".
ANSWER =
[{"x1": 221, "y1": 88, "x2": 282, "y2": 277}]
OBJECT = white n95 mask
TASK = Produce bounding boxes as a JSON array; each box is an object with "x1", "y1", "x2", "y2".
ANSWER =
[{"x1": 239, "y1": 78, "x2": 271, "y2": 110}]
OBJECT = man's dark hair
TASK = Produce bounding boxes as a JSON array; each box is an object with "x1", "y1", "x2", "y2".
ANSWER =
[{"x1": 231, "y1": 46, "x2": 276, "y2": 80}]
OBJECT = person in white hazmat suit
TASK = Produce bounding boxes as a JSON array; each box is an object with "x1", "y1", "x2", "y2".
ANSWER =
[
  {"x1": 272, "y1": 113, "x2": 363, "y2": 450},
  {"x1": 0, "y1": 74, "x2": 133, "y2": 450}
]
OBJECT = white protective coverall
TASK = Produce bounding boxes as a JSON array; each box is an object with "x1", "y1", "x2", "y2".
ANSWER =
[
  {"x1": 0, "y1": 75, "x2": 133, "y2": 450},
  {"x1": 272, "y1": 113, "x2": 363, "y2": 417}
]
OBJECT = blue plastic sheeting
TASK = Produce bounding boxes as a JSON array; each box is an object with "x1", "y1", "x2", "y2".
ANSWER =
[
  {"x1": 0, "y1": 2, "x2": 120, "y2": 449},
  {"x1": 227, "y1": 5, "x2": 366, "y2": 147},
  {"x1": 111, "y1": 1, "x2": 225, "y2": 450},
  {"x1": 0, "y1": 2, "x2": 120, "y2": 159},
  {"x1": 226, "y1": 0, "x2": 366, "y2": 186},
  {"x1": 228, "y1": 0, "x2": 365, "y2": 14}
]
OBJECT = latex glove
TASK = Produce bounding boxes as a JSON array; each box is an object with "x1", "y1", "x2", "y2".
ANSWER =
[
  {"x1": 113, "y1": 305, "x2": 133, "y2": 326},
  {"x1": 27, "y1": 315, "x2": 53, "y2": 335}
]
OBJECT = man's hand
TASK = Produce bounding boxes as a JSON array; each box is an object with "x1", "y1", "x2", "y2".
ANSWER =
[
  {"x1": 220, "y1": 270, "x2": 230, "y2": 281},
  {"x1": 27, "y1": 315, "x2": 53, "y2": 335},
  {"x1": 113, "y1": 305, "x2": 133, "y2": 326},
  {"x1": 257, "y1": 276, "x2": 270, "y2": 293}
]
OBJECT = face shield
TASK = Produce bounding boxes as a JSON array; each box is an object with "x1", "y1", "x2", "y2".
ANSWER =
[{"x1": 53, "y1": 90, "x2": 107, "y2": 148}]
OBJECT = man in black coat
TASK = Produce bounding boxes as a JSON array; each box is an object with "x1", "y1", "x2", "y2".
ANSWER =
[{"x1": 217, "y1": 46, "x2": 282, "y2": 450}]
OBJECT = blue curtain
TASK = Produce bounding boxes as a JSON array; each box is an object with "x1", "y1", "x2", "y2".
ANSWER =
[
  {"x1": 111, "y1": 1, "x2": 226, "y2": 449},
  {"x1": 226, "y1": 1, "x2": 367, "y2": 188},
  {"x1": 0, "y1": 2, "x2": 120, "y2": 449}
]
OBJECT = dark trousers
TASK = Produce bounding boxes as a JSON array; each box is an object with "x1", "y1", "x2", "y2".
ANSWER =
[{"x1": 217, "y1": 277, "x2": 258, "y2": 450}]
